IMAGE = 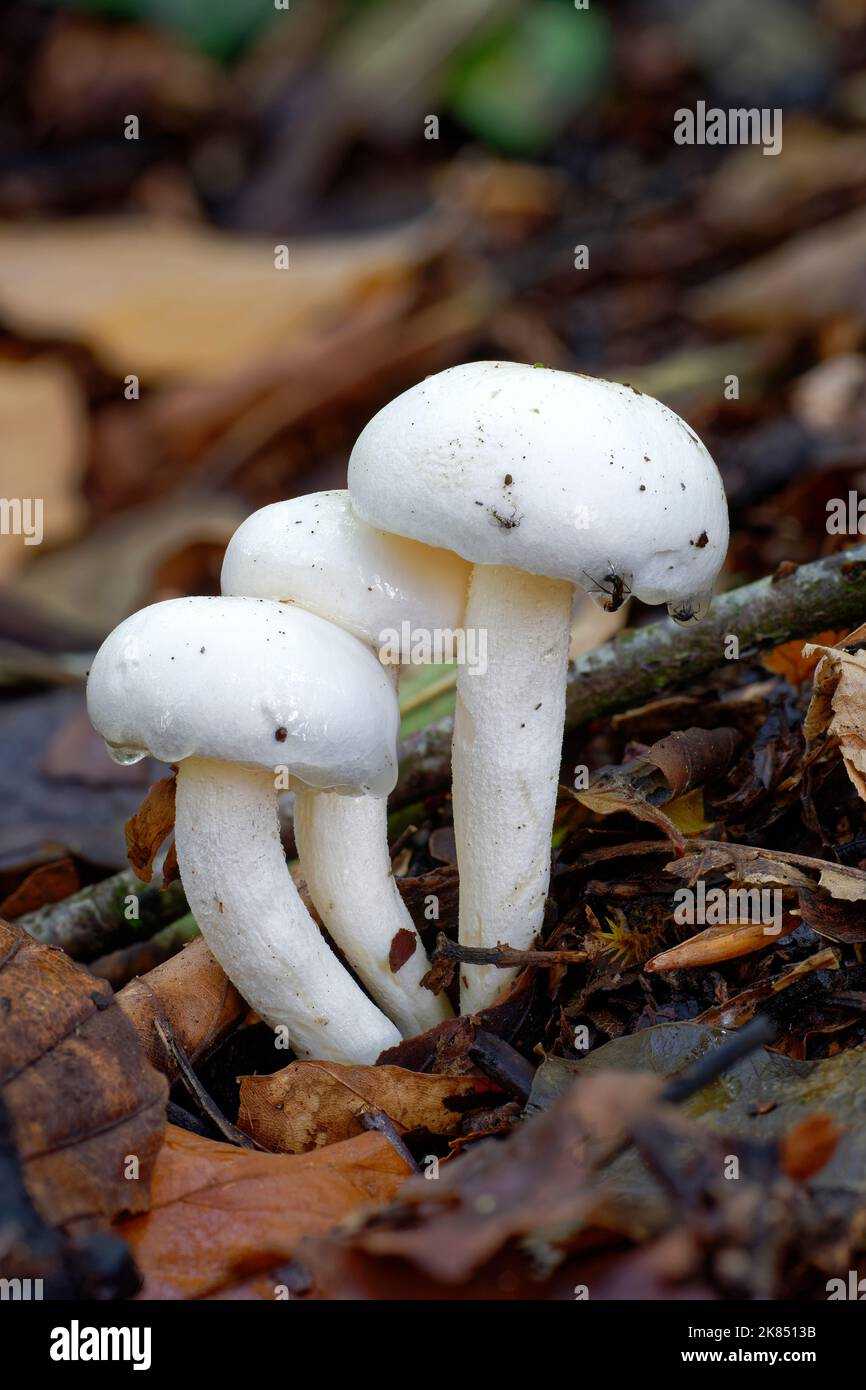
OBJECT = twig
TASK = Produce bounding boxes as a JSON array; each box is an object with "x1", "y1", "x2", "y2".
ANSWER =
[
  {"x1": 392, "y1": 547, "x2": 866, "y2": 806},
  {"x1": 468, "y1": 1029, "x2": 536, "y2": 1103},
  {"x1": 432, "y1": 932, "x2": 587, "y2": 969},
  {"x1": 153, "y1": 1018, "x2": 261, "y2": 1151},
  {"x1": 17, "y1": 869, "x2": 188, "y2": 961},
  {"x1": 358, "y1": 1110, "x2": 419, "y2": 1170}
]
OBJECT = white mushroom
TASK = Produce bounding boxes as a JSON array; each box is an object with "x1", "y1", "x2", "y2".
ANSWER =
[
  {"x1": 86, "y1": 595, "x2": 403, "y2": 1062},
  {"x1": 348, "y1": 362, "x2": 729, "y2": 1012},
  {"x1": 221, "y1": 490, "x2": 470, "y2": 1036}
]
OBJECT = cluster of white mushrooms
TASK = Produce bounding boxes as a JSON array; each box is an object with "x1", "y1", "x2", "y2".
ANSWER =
[{"x1": 87, "y1": 362, "x2": 729, "y2": 1063}]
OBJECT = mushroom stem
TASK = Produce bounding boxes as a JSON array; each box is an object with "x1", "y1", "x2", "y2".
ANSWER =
[
  {"x1": 173, "y1": 757, "x2": 401, "y2": 1063},
  {"x1": 293, "y1": 787, "x2": 453, "y2": 1037},
  {"x1": 454, "y1": 564, "x2": 573, "y2": 1013}
]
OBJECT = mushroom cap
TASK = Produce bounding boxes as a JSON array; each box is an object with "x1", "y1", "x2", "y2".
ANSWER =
[
  {"x1": 348, "y1": 362, "x2": 729, "y2": 613},
  {"x1": 86, "y1": 596, "x2": 399, "y2": 796},
  {"x1": 221, "y1": 490, "x2": 470, "y2": 651}
]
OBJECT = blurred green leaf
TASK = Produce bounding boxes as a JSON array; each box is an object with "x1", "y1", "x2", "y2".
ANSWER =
[
  {"x1": 446, "y1": 0, "x2": 610, "y2": 155},
  {"x1": 399, "y1": 661, "x2": 457, "y2": 737},
  {"x1": 45, "y1": 0, "x2": 283, "y2": 60}
]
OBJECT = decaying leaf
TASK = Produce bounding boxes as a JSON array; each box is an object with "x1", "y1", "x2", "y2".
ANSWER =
[
  {"x1": 689, "y1": 203, "x2": 866, "y2": 332},
  {"x1": 0, "y1": 857, "x2": 80, "y2": 920},
  {"x1": 238, "y1": 1060, "x2": 501, "y2": 1154},
  {"x1": 666, "y1": 840, "x2": 866, "y2": 905},
  {"x1": 779, "y1": 1114, "x2": 843, "y2": 1181},
  {"x1": 125, "y1": 774, "x2": 176, "y2": 883},
  {"x1": 117, "y1": 1123, "x2": 411, "y2": 1299},
  {"x1": 0, "y1": 919, "x2": 167, "y2": 1231},
  {"x1": 118, "y1": 936, "x2": 244, "y2": 1080},
  {"x1": 570, "y1": 728, "x2": 741, "y2": 850},
  {"x1": 804, "y1": 625, "x2": 866, "y2": 800},
  {"x1": 530, "y1": 1023, "x2": 866, "y2": 1222},
  {"x1": 0, "y1": 357, "x2": 88, "y2": 580},
  {"x1": 303, "y1": 1071, "x2": 664, "y2": 1287},
  {"x1": 762, "y1": 630, "x2": 846, "y2": 687},
  {"x1": 0, "y1": 217, "x2": 443, "y2": 382}
]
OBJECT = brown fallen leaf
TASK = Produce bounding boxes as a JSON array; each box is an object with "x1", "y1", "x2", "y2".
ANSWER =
[
  {"x1": 689, "y1": 204, "x2": 866, "y2": 332},
  {"x1": 116, "y1": 1123, "x2": 410, "y2": 1299},
  {"x1": 0, "y1": 357, "x2": 88, "y2": 580},
  {"x1": 0, "y1": 857, "x2": 79, "y2": 920},
  {"x1": 667, "y1": 840, "x2": 866, "y2": 906},
  {"x1": 301, "y1": 1071, "x2": 663, "y2": 1287},
  {"x1": 0, "y1": 918, "x2": 167, "y2": 1231},
  {"x1": 238, "y1": 1061, "x2": 501, "y2": 1154},
  {"x1": 0, "y1": 216, "x2": 443, "y2": 382},
  {"x1": 125, "y1": 774, "x2": 176, "y2": 883},
  {"x1": 779, "y1": 1114, "x2": 843, "y2": 1182},
  {"x1": 118, "y1": 936, "x2": 244, "y2": 1080},
  {"x1": 762, "y1": 630, "x2": 846, "y2": 687},
  {"x1": 569, "y1": 727, "x2": 741, "y2": 850},
  {"x1": 805, "y1": 629, "x2": 866, "y2": 803}
]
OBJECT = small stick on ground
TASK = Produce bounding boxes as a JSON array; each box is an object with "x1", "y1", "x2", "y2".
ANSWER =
[
  {"x1": 432, "y1": 932, "x2": 587, "y2": 969},
  {"x1": 358, "y1": 1109, "x2": 419, "y2": 1170},
  {"x1": 468, "y1": 1029, "x2": 536, "y2": 1103},
  {"x1": 153, "y1": 1018, "x2": 261, "y2": 1151},
  {"x1": 393, "y1": 547, "x2": 866, "y2": 806},
  {"x1": 17, "y1": 869, "x2": 188, "y2": 961}
]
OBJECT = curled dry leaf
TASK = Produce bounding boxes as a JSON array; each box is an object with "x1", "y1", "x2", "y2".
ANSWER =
[
  {"x1": 237, "y1": 1061, "x2": 501, "y2": 1154},
  {"x1": 570, "y1": 727, "x2": 741, "y2": 850},
  {"x1": 124, "y1": 774, "x2": 176, "y2": 883},
  {"x1": 116, "y1": 1123, "x2": 411, "y2": 1299},
  {"x1": 118, "y1": 936, "x2": 244, "y2": 1081},
  {"x1": 804, "y1": 624, "x2": 866, "y2": 801},
  {"x1": 0, "y1": 919, "x2": 167, "y2": 1232}
]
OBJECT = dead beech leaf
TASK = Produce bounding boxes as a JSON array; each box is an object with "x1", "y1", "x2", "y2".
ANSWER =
[
  {"x1": 0, "y1": 857, "x2": 79, "y2": 919},
  {"x1": 0, "y1": 357, "x2": 88, "y2": 579},
  {"x1": 817, "y1": 865, "x2": 866, "y2": 904},
  {"x1": 118, "y1": 936, "x2": 244, "y2": 1081},
  {"x1": 805, "y1": 635, "x2": 866, "y2": 802},
  {"x1": 116, "y1": 1123, "x2": 410, "y2": 1298},
  {"x1": 0, "y1": 918, "x2": 167, "y2": 1231},
  {"x1": 571, "y1": 729, "x2": 740, "y2": 849},
  {"x1": 762, "y1": 631, "x2": 845, "y2": 687},
  {"x1": 571, "y1": 781, "x2": 685, "y2": 851},
  {"x1": 9, "y1": 494, "x2": 246, "y2": 639},
  {"x1": 666, "y1": 841, "x2": 866, "y2": 905},
  {"x1": 302, "y1": 1071, "x2": 664, "y2": 1287},
  {"x1": 237, "y1": 1061, "x2": 501, "y2": 1154},
  {"x1": 689, "y1": 203, "x2": 866, "y2": 332},
  {"x1": 779, "y1": 1115, "x2": 843, "y2": 1182},
  {"x1": 125, "y1": 774, "x2": 176, "y2": 883},
  {"x1": 0, "y1": 217, "x2": 441, "y2": 382}
]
